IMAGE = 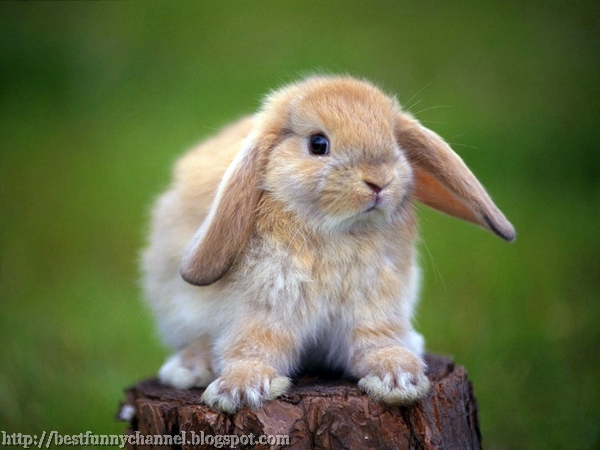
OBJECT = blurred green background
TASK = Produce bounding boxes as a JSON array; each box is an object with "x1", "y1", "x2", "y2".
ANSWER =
[{"x1": 1, "y1": 1, "x2": 598, "y2": 448}]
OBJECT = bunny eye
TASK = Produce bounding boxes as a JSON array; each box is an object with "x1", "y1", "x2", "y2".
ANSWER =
[{"x1": 309, "y1": 134, "x2": 330, "y2": 156}]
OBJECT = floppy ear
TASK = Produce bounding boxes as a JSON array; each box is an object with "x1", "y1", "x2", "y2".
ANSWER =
[
  {"x1": 395, "y1": 113, "x2": 515, "y2": 242},
  {"x1": 179, "y1": 137, "x2": 264, "y2": 286}
]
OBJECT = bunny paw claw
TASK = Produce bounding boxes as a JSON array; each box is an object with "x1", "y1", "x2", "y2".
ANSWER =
[
  {"x1": 358, "y1": 370, "x2": 430, "y2": 405},
  {"x1": 202, "y1": 373, "x2": 291, "y2": 413}
]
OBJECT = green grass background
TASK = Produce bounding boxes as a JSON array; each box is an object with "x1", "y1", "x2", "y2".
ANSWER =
[{"x1": 1, "y1": 1, "x2": 598, "y2": 448}]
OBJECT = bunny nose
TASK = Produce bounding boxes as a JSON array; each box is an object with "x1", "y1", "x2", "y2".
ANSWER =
[{"x1": 364, "y1": 180, "x2": 383, "y2": 194}]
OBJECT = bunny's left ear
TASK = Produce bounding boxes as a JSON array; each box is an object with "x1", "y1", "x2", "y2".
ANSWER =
[
  {"x1": 395, "y1": 113, "x2": 515, "y2": 242},
  {"x1": 179, "y1": 136, "x2": 265, "y2": 286}
]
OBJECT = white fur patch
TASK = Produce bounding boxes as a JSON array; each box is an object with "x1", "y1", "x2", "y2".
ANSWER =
[
  {"x1": 404, "y1": 330, "x2": 426, "y2": 357},
  {"x1": 118, "y1": 404, "x2": 136, "y2": 422},
  {"x1": 158, "y1": 352, "x2": 215, "y2": 389}
]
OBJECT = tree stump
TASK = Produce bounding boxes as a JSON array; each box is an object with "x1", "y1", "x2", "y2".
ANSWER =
[{"x1": 118, "y1": 354, "x2": 481, "y2": 449}]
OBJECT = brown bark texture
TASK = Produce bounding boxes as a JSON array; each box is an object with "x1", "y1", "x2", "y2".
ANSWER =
[{"x1": 118, "y1": 354, "x2": 481, "y2": 450}]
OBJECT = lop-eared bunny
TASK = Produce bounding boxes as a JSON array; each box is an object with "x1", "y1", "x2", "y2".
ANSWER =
[{"x1": 142, "y1": 75, "x2": 515, "y2": 413}]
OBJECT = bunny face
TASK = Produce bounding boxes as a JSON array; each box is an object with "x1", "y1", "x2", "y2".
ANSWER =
[{"x1": 261, "y1": 78, "x2": 413, "y2": 233}]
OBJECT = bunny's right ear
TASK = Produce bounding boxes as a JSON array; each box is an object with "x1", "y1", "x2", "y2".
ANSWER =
[
  {"x1": 179, "y1": 136, "x2": 264, "y2": 286},
  {"x1": 395, "y1": 112, "x2": 516, "y2": 242}
]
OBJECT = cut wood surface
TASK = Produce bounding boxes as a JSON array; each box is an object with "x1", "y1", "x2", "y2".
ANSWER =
[{"x1": 119, "y1": 354, "x2": 481, "y2": 449}]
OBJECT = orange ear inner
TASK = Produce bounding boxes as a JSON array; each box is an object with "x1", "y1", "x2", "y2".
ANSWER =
[{"x1": 413, "y1": 167, "x2": 480, "y2": 225}]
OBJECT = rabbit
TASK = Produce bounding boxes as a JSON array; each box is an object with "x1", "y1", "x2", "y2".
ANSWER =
[{"x1": 141, "y1": 75, "x2": 515, "y2": 413}]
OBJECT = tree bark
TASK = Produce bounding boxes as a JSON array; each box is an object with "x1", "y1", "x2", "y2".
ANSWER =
[{"x1": 118, "y1": 354, "x2": 481, "y2": 449}]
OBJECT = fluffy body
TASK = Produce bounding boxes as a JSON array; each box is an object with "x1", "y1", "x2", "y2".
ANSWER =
[{"x1": 142, "y1": 76, "x2": 514, "y2": 412}]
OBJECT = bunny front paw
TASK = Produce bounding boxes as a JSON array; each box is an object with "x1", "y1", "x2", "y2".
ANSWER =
[
  {"x1": 358, "y1": 371, "x2": 430, "y2": 404},
  {"x1": 201, "y1": 360, "x2": 291, "y2": 413},
  {"x1": 356, "y1": 346, "x2": 430, "y2": 405}
]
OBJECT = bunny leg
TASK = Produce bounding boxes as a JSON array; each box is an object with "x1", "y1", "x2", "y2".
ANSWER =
[
  {"x1": 158, "y1": 336, "x2": 216, "y2": 389},
  {"x1": 201, "y1": 323, "x2": 296, "y2": 413},
  {"x1": 349, "y1": 323, "x2": 430, "y2": 405}
]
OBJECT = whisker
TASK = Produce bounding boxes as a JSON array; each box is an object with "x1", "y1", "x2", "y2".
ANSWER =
[
  {"x1": 444, "y1": 133, "x2": 480, "y2": 151},
  {"x1": 420, "y1": 237, "x2": 446, "y2": 291},
  {"x1": 403, "y1": 77, "x2": 439, "y2": 112},
  {"x1": 201, "y1": 125, "x2": 221, "y2": 132},
  {"x1": 405, "y1": 98, "x2": 422, "y2": 113},
  {"x1": 411, "y1": 105, "x2": 452, "y2": 117},
  {"x1": 447, "y1": 142, "x2": 479, "y2": 151},
  {"x1": 417, "y1": 120, "x2": 445, "y2": 126},
  {"x1": 413, "y1": 206, "x2": 446, "y2": 290},
  {"x1": 286, "y1": 226, "x2": 307, "y2": 254}
]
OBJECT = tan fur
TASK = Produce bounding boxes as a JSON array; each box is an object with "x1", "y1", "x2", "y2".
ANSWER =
[
  {"x1": 222, "y1": 322, "x2": 298, "y2": 363},
  {"x1": 180, "y1": 335, "x2": 213, "y2": 369},
  {"x1": 142, "y1": 75, "x2": 514, "y2": 412},
  {"x1": 352, "y1": 323, "x2": 408, "y2": 346}
]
